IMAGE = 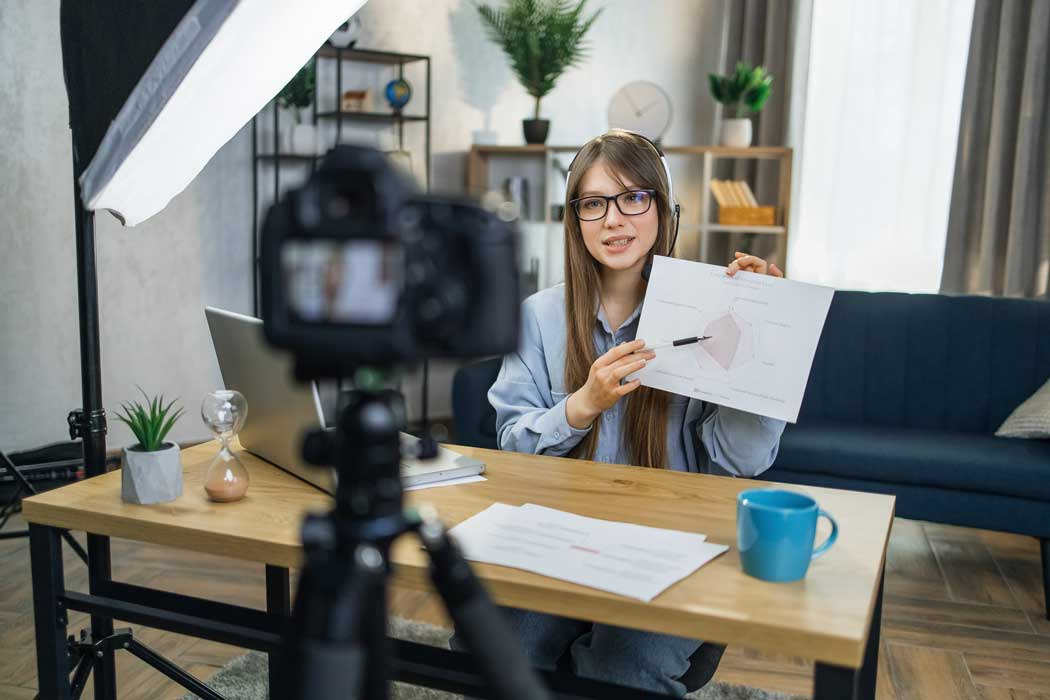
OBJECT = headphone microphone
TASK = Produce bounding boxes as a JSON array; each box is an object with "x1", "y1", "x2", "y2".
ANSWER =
[{"x1": 564, "y1": 131, "x2": 681, "y2": 282}]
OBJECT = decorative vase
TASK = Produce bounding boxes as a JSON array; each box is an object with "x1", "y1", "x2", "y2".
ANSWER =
[
  {"x1": 291, "y1": 122, "x2": 317, "y2": 155},
  {"x1": 522, "y1": 119, "x2": 549, "y2": 145},
  {"x1": 720, "y1": 118, "x2": 753, "y2": 148},
  {"x1": 121, "y1": 442, "x2": 182, "y2": 504}
]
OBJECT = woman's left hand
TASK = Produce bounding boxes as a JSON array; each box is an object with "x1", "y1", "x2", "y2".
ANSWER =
[{"x1": 726, "y1": 251, "x2": 784, "y2": 278}]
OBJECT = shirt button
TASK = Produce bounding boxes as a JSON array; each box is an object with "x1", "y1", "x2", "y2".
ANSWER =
[
  {"x1": 604, "y1": 413, "x2": 613, "y2": 423},
  {"x1": 554, "y1": 431, "x2": 561, "y2": 439}
]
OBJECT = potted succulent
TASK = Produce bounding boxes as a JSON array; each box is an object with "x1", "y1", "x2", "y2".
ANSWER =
[
  {"x1": 476, "y1": 0, "x2": 602, "y2": 144},
  {"x1": 277, "y1": 61, "x2": 317, "y2": 155},
  {"x1": 708, "y1": 62, "x2": 773, "y2": 148},
  {"x1": 115, "y1": 390, "x2": 185, "y2": 504}
]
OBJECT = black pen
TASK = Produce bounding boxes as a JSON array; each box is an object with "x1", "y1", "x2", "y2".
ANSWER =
[{"x1": 645, "y1": 335, "x2": 712, "y2": 351}]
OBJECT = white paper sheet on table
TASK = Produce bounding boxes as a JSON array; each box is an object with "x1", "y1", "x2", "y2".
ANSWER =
[
  {"x1": 630, "y1": 256, "x2": 835, "y2": 423},
  {"x1": 448, "y1": 503, "x2": 729, "y2": 602}
]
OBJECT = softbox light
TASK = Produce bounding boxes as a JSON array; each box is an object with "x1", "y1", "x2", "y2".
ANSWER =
[{"x1": 74, "y1": 0, "x2": 366, "y2": 226}]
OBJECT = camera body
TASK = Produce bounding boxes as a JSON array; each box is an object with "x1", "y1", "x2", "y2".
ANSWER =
[{"x1": 260, "y1": 144, "x2": 520, "y2": 378}]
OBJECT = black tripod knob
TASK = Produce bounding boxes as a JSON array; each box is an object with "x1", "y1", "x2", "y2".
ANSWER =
[{"x1": 302, "y1": 428, "x2": 333, "y2": 466}]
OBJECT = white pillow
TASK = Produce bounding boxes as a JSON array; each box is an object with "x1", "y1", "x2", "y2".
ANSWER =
[{"x1": 996, "y1": 377, "x2": 1050, "y2": 439}]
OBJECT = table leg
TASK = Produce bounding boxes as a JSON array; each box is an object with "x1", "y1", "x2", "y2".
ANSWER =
[
  {"x1": 266, "y1": 565, "x2": 291, "y2": 692},
  {"x1": 813, "y1": 571, "x2": 883, "y2": 700},
  {"x1": 30, "y1": 524, "x2": 71, "y2": 700}
]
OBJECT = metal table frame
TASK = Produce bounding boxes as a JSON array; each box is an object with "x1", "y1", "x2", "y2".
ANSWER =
[{"x1": 30, "y1": 523, "x2": 883, "y2": 699}]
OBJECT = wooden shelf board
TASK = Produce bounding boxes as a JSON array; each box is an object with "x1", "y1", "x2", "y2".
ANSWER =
[
  {"x1": 470, "y1": 145, "x2": 790, "y2": 157},
  {"x1": 316, "y1": 45, "x2": 428, "y2": 65},
  {"x1": 316, "y1": 110, "x2": 428, "y2": 123}
]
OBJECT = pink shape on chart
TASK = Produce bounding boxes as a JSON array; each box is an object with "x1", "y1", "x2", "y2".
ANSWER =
[{"x1": 702, "y1": 313, "x2": 742, "y2": 370}]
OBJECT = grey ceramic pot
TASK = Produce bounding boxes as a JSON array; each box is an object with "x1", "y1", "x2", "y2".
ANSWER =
[{"x1": 121, "y1": 442, "x2": 183, "y2": 504}]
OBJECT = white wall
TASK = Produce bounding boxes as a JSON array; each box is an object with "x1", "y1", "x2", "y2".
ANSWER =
[
  {"x1": 1, "y1": 1, "x2": 252, "y2": 452},
  {"x1": 1, "y1": 0, "x2": 728, "y2": 452}
]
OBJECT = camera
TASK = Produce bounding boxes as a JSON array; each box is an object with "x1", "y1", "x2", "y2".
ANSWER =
[
  {"x1": 260, "y1": 143, "x2": 521, "y2": 378},
  {"x1": 258, "y1": 145, "x2": 548, "y2": 700}
]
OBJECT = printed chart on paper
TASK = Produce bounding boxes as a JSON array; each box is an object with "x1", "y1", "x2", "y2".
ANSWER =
[{"x1": 630, "y1": 256, "x2": 834, "y2": 423}]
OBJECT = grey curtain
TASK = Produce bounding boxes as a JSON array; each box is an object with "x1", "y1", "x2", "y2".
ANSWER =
[
  {"x1": 940, "y1": 0, "x2": 1050, "y2": 298},
  {"x1": 711, "y1": 0, "x2": 796, "y2": 266}
]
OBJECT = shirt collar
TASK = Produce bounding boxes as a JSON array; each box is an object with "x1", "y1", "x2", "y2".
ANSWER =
[{"x1": 595, "y1": 298, "x2": 645, "y2": 335}]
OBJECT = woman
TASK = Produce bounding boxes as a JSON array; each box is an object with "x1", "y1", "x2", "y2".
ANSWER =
[{"x1": 484, "y1": 130, "x2": 786, "y2": 696}]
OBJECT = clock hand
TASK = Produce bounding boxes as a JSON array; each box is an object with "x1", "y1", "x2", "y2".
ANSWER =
[
  {"x1": 639, "y1": 99, "x2": 662, "y2": 114},
  {"x1": 623, "y1": 89, "x2": 642, "y2": 116}
]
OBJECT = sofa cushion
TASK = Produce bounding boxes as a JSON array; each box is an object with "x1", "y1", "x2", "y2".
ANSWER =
[
  {"x1": 997, "y1": 377, "x2": 1050, "y2": 439},
  {"x1": 773, "y1": 421, "x2": 1050, "y2": 502}
]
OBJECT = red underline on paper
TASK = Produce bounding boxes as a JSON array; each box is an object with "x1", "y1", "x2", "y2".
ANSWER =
[{"x1": 570, "y1": 545, "x2": 600, "y2": 554}]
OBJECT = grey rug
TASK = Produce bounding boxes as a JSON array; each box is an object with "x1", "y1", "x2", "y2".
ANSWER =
[{"x1": 183, "y1": 617, "x2": 804, "y2": 700}]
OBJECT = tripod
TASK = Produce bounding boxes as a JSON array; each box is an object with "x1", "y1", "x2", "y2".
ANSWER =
[{"x1": 279, "y1": 387, "x2": 549, "y2": 700}]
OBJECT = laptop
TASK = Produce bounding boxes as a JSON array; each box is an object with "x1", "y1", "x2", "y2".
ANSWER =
[{"x1": 204, "y1": 306, "x2": 485, "y2": 493}]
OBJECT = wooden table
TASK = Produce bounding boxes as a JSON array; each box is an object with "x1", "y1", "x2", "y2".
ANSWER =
[{"x1": 25, "y1": 442, "x2": 894, "y2": 699}]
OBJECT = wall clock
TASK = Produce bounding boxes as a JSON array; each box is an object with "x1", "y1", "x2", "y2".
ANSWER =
[{"x1": 607, "y1": 81, "x2": 673, "y2": 144}]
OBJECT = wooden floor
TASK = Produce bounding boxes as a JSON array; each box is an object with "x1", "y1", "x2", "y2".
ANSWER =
[{"x1": 1, "y1": 511, "x2": 1048, "y2": 699}]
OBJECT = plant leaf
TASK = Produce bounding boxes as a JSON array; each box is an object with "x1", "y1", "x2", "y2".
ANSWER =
[
  {"x1": 476, "y1": 0, "x2": 600, "y2": 104},
  {"x1": 115, "y1": 390, "x2": 183, "y2": 451}
]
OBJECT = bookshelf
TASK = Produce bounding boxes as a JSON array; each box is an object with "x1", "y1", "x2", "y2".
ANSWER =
[
  {"x1": 467, "y1": 145, "x2": 792, "y2": 284},
  {"x1": 250, "y1": 45, "x2": 432, "y2": 314}
]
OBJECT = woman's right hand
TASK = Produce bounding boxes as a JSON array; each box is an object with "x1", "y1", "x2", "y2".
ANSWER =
[{"x1": 565, "y1": 339, "x2": 655, "y2": 429}]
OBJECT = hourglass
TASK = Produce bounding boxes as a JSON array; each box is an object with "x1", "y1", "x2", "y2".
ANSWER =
[{"x1": 200, "y1": 390, "x2": 250, "y2": 502}]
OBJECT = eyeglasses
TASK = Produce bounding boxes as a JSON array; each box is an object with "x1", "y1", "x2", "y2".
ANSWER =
[{"x1": 570, "y1": 189, "x2": 656, "y2": 221}]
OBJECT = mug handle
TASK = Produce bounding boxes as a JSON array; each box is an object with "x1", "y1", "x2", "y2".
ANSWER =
[{"x1": 812, "y1": 509, "x2": 838, "y2": 559}]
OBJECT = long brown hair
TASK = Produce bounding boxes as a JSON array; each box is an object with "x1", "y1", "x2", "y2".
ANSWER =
[{"x1": 564, "y1": 129, "x2": 673, "y2": 468}]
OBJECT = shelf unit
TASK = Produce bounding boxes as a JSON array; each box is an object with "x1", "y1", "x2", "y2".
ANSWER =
[
  {"x1": 467, "y1": 144, "x2": 792, "y2": 282},
  {"x1": 250, "y1": 45, "x2": 431, "y2": 313}
]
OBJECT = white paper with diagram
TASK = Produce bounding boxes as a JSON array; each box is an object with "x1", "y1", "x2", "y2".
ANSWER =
[{"x1": 630, "y1": 256, "x2": 834, "y2": 423}]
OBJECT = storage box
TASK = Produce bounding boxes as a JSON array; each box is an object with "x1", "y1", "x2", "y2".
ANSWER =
[{"x1": 718, "y1": 206, "x2": 776, "y2": 226}]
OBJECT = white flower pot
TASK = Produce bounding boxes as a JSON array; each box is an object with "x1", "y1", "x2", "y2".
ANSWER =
[
  {"x1": 122, "y1": 442, "x2": 183, "y2": 504},
  {"x1": 720, "y1": 118, "x2": 753, "y2": 148},
  {"x1": 291, "y1": 123, "x2": 317, "y2": 155}
]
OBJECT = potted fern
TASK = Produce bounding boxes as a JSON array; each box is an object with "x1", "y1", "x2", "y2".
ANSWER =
[
  {"x1": 277, "y1": 61, "x2": 317, "y2": 155},
  {"x1": 476, "y1": 0, "x2": 602, "y2": 144},
  {"x1": 708, "y1": 61, "x2": 773, "y2": 148},
  {"x1": 115, "y1": 390, "x2": 185, "y2": 504}
]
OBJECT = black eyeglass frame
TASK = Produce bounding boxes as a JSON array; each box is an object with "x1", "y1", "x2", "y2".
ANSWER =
[{"x1": 569, "y1": 189, "x2": 657, "y2": 222}]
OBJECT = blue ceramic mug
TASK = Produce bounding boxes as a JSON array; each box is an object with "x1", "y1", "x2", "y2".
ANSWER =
[{"x1": 737, "y1": 489, "x2": 838, "y2": 582}]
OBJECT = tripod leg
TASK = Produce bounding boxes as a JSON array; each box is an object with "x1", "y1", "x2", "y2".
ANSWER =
[
  {"x1": 419, "y1": 516, "x2": 550, "y2": 700},
  {"x1": 125, "y1": 638, "x2": 231, "y2": 700},
  {"x1": 61, "y1": 529, "x2": 90, "y2": 566},
  {"x1": 0, "y1": 486, "x2": 21, "y2": 531},
  {"x1": 0, "y1": 447, "x2": 39, "y2": 496},
  {"x1": 0, "y1": 448, "x2": 90, "y2": 565},
  {"x1": 69, "y1": 653, "x2": 95, "y2": 700},
  {"x1": 266, "y1": 564, "x2": 291, "y2": 694},
  {"x1": 361, "y1": 551, "x2": 391, "y2": 700},
  {"x1": 282, "y1": 516, "x2": 373, "y2": 700}
]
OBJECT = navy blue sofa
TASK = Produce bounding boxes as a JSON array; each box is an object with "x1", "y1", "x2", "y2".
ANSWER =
[{"x1": 451, "y1": 291, "x2": 1050, "y2": 617}]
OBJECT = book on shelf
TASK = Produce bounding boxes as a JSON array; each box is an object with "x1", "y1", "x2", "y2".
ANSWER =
[
  {"x1": 710, "y1": 179, "x2": 761, "y2": 208},
  {"x1": 710, "y1": 180, "x2": 777, "y2": 227}
]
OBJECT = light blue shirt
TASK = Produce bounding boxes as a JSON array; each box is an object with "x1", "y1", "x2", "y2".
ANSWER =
[{"x1": 488, "y1": 285, "x2": 786, "y2": 476}]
